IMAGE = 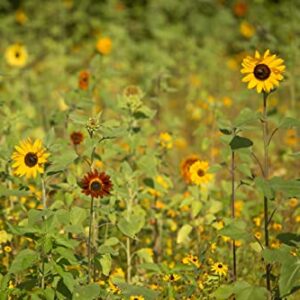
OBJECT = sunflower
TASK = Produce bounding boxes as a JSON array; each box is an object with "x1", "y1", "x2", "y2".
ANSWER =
[
  {"x1": 5, "y1": 44, "x2": 28, "y2": 67},
  {"x1": 163, "y1": 273, "x2": 181, "y2": 282},
  {"x1": 241, "y1": 49, "x2": 285, "y2": 93},
  {"x1": 78, "y1": 70, "x2": 89, "y2": 90},
  {"x1": 189, "y1": 160, "x2": 213, "y2": 186},
  {"x1": 211, "y1": 262, "x2": 228, "y2": 277},
  {"x1": 180, "y1": 155, "x2": 199, "y2": 183},
  {"x1": 70, "y1": 131, "x2": 84, "y2": 145},
  {"x1": 130, "y1": 296, "x2": 145, "y2": 300},
  {"x1": 96, "y1": 37, "x2": 112, "y2": 55},
  {"x1": 81, "y1": 170, "x2": 112, "y2": 198},
  {"x1": 11, "y1": 139, "x2": 49, "y2": 179}
]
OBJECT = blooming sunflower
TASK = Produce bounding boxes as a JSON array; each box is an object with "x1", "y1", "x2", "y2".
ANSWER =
[
  {"x1": 130, "y1": 296, "x2": 145, "y2": 300},
  {"x1": 78, "y1": 70, "x2": 90, "y2": 90},
  {"x1": 163, "y1": 273, "x2": 181, "y2": 282},
  {"x1": 189, "y1": 160, "x2": 213, "y2": 186},
  {"x1": 5, "y1": 44, "x2": 28, "y2": 67},
  {"x1": 81, "y1": 170, "x2": 112, "y2": 198},
  {"x1": 241, "y1": 49, "x2": 285, "y2": 93},
  {"x1": 180, "y1": 155, "x2": 199, "y2": 183},
  {"x1": 96, "y1": 37, "x2": 112, "y2": 55},
  {"x1": 211, "y1": 262, "x2": 228, "y2": 277},
  {"x1": 70, "y1": 131, "x2": 84, "y2": 145},
  {"x1": 11, "y1": 139, "x2": 49, "y2": 179}
]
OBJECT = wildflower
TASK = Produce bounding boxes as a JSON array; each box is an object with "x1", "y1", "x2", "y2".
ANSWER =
[
  {"x1": 271, "y1": 239, "x2": 281, "y2": 249},
  {"x1": 241, "y1": 49, "x2": 285, "y2": 93},
  {"x1": 289, "y1": 198, "x2": 298, "y2": 208},
  {"x1": 253, "y1": 216, "x2": 262, "y2": 227},
  {"x1": 5, "y1": 43, "x2": 28, "y2": 67},
  {"x1": 295, "y1": 216, "x2": 300, "y2": 223},
  {"x1": 81, "y1": 170, "x2": 112, "y2": 198},
  {"x1": 4, "y1": 246, "x2": 12, "y2": 253},
  {"x1": 0, "y1": 231, "x2": 12, "y2": 244},
  {"x1": 254, "y1": 231, "x2": 262, "y2": 240},
  {"x1": 284, "y1": 129, "x2": 297, "y2": 146},
  {"x1": 96, "y1": 37, "x2": 112, "y2": 55},
  {"x1": 182, "y1": 254, "x2": 201, "y2": 268},
  {"x1": 159, "y1": 132, "x2": 173, "y2": 149},
  {"x1": 180, "y1": 155, "x2": 200, "y2": 183},
  {"x1": 163, "y1": 273, "x2": 181, "y2": 282},
  {"x1": 271, "y1": 223, "x2": 282, "y2": 231},
  {"x1": 234, "y1": 200, "x2": 243, "y2": 217},
  {"x1": 130, "y1": 296, "x2": 144, "y2": 300},
  {"x1": 211, "y1": 262, "x2": 228, "y2": 277},
  {"x1": 70, "y1": 131, "x2": 84, "y2": 145},
  {"x1": 156, "y1": 175, "x2": 169, "y2": 190},
  {"x1": 123, "y1": 85, "x2": 143, "y2": 99},
  {"x1": 189, "y1": 160, "x2": 213, "y2": 186},
  {"x1": 233, "y1": 1, "x2": 248, "y2": 17},
  {"x1": 240, "y1": 21, "x2": 255, "y2": 38},
  {"x1": 78, "y1": 70, "x2": 90, "y2": 90},
  {"x1": 223, "y1": 96, "x2": 233, "y2": 107},
  {"x1": 11, "y1": 138, "x2": 49, "y2": 178},
  {"x1": 15, "y1": 10, "x2": 28, "y2": 25}
]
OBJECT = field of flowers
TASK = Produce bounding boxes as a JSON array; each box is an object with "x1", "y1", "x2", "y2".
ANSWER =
[{"x1": 1, "y1": 0, "x2": 300, "y2": 299}]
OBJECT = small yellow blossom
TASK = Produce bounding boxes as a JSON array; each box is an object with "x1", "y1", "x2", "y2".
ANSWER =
[
  {"x1": 96, "y1": 37, "x2": 112, "y2": 55},
  {"x1": 240, "y1": 21, "x2": 255, "y2": 38},
  {"x1": 159, "y1": 132, "x2": 173, "y2": 149}
]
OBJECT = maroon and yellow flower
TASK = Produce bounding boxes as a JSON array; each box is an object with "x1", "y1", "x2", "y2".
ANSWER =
[{"x1": 81, "y1": 170, "x2": 112, "y2": 198}]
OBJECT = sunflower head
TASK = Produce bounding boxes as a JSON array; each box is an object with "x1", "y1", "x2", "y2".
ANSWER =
[
  {"x1": 5, "y1": 44, "x2": 28, "y2": 68},
  {"x1": 81, "y1": 170, "x2": 112, "y2": 198},
  {"x1": 211, "y1": 262, "x2": 228, "y2": 277},
  {"x1": 78, "y1": 70, "x2": 90, "y2": 90},
  {"x1": 241, "y1": 49, "x2": 285, "y2": 93},
  {"x1": 70, "y1": 131, "x2": 84, "y2": 145},
  {"x1": 96, "y1": 37, "x2": 112, "y2": 55},
  {"x1": 11, "y1": 138, "x2": 49, "y2": 179},
  {"x1": 180, "y1": 155, "x2": 200, "y2": 183},
  {"x1": 189, "y1": 160, "x2": 213, "y2": 186}
]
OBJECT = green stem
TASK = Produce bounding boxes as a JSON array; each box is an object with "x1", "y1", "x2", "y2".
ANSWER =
[
  {"x1": 40, "y1": 176, "x2": 47, "y2": 289},
  {"x1": 231, "y1": 150, "x2": 237, "y2": 282},
  {"x1": 262, "y1": 92, "x2": 271, "y2": 291},
  {"x1": 88, "y1": 196, "x2": 94, "y2": 283}
]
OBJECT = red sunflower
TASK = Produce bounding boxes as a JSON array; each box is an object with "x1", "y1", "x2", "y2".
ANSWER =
[{"x1": 81, "y1": 170, "x2": 112, "y2": 198}]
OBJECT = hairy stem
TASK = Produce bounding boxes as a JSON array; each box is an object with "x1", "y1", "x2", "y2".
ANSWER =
[
  {"x1": 262, "y1": 92, "x2": 271, "y2": 291},
  {"x1": 231, "y1": 150, "x2": 237, "y2": 281},
  {"x1": 88, "y1": 196, "x2": 94, "y2": 283}
]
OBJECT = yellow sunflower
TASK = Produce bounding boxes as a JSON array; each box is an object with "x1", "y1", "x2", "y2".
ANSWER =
[
  {"x1": 189, "y1": 160, "x2": 213, "y2": 186},
  {"x1": 130, "y1": 296, "x2": 145, "y2": 300},
  {"x1": 11, "y1": 139, "x2": 49, "y2": 179},
  {"x1": 5, "y1": 44, "x2": 28, "y2": 68},
  {"x1": 241, "y1": 49, "x2": 285, "y2": 93},
  {"x1": 211, "y1": 262, "x2": 228, "y2": 277}
]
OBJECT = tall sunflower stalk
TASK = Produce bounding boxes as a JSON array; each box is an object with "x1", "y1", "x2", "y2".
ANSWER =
[{"x1": 241, "y1": 49, "x2": 285, "y2": 291}]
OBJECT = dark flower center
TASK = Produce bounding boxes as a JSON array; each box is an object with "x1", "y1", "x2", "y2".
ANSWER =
[
  {"x1": 170, "y1": 274, "x2": 174, "y2": 280},
  {"x1": 90, "y1": 180, "x2": 102, "y2": 192},
  {"x1": 197, "y1": 169, "x2": 205, "y2": 177},
  {"x1": 15, "y1": 51, "x2": 20, "y2": 58},
  {"x1": 254, "y1": 64, "x2": 271, "y2": 80},
  {"x1": 218, "y1": 264, "x2": 223, "y2": 269},
  {"x1": 24, "y1": 152, "x2": 38, "y2": 167}
]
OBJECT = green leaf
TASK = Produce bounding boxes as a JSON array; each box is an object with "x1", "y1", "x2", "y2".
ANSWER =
[
  {"x1": 9, "y1": 249, "x2": 39, "y2": 273},
  {"x1": 177, "y1": 224, "x2": 193, "y2": 244},
  {"x1": 70, "y1": 207, "x2": 87, "y2": 226},
  {"x1": 136, "y1": 248, "x2": 154, "y2": 263},
  {"x1": 233, "y1": 108, "x2": 259, "y2": 128},
  {"x1": 269, "y1": 177, "x2": 300, "y2": 198},
  {"x1": 220, "y1": 220, "x2": 252, "y2": 241},
  {"x1": 73, "y1": 284, "x2": 100, "y2": 300},
  {"x1": 117, "y1": 282, "x2": 159, "y2": 300},
  {"x1": 278, "y1": 117, "x2": 300, "y2": 129},
  {"x1": 254, "y1": 177, "x2": 275, "y2": 200},
  {"x1": 100, "y1": 254, "x2": 112, "y2": 276},
  {"x1": 230, "y1": 136, "x2": 253, "y2": 150},
  {"x1": 279, "y1": 257, "x2": 300, "y2": 297}
]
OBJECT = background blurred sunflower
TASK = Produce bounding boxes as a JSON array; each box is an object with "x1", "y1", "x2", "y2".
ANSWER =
[
  {"x1": 11, "y1": 139, "x2": 49, "y2": 178},
  {"x1": 241, "y1": 49, "x2": 285, "y2": 93},
  {"x1": 5, "y1": 43, "x2": 28, "y2": 67},
  {"x1": 81, "y1": 170, "x2": 112, "y2": 198}
]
